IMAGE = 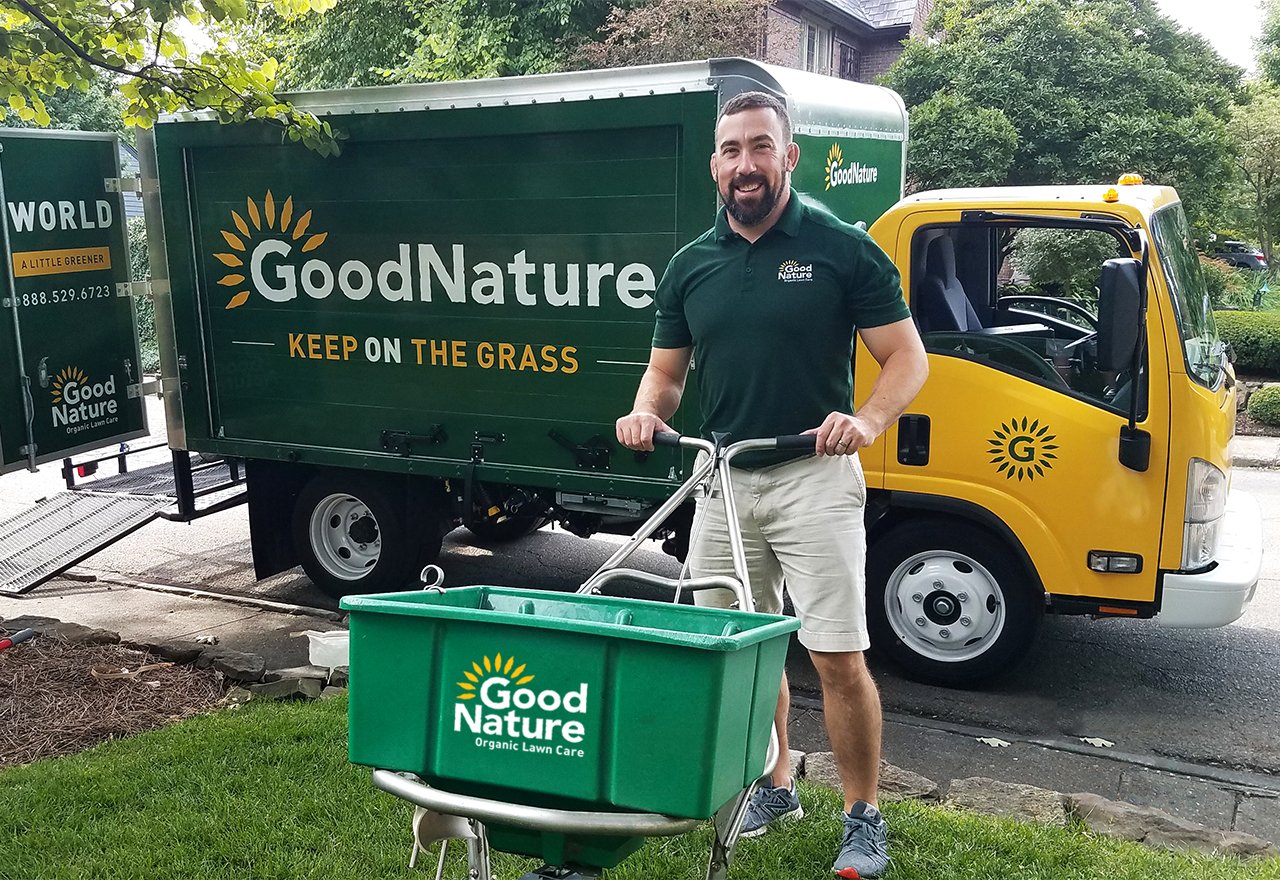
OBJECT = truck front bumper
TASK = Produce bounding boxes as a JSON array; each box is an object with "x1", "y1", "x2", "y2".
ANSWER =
[{"x1": 1157, "y1": 489, "x2": 1263, "y2": 629}]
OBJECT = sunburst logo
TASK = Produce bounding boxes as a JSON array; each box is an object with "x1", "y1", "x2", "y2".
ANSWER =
[
  {"x1": 457, "y1": 653, "x2": 534, "y2": 701},
  {"x1": 50, "y1": 366, "x2": 87, "y2": 404},
  {"x1": 987, "y1": 417, "x2": 1059, "y2": 482},
  {"x1": 824, "y1": 144, "x2": 843, "y2": 190},
  {"x1": 215, "y1": 191, "x2": 328, "y2": 309}
]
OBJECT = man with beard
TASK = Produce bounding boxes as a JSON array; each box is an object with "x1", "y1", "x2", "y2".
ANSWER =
[{"x1": 616, "y1": 91, "x2": 927, "y2": 879}]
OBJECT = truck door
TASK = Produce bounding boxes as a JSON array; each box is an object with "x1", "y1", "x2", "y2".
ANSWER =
[
  {"x1": 865, "y1": 209, "x2": 1171, "y2": 682},
  {"x1": 0, "y1": 130, "x2": 147, "y2": 474}
]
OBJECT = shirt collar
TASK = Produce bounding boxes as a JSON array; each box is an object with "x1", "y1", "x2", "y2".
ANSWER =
[{"x1": 714, "y1": 187, "x2": 804, "y2": 241}]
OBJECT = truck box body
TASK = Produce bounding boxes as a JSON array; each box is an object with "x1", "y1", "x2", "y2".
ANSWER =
[{"x1": 149, "y1": 60, "x2": 907, "y2": 501}]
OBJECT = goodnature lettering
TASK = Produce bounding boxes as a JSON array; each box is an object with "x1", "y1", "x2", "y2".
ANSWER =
[
  {"x1": 455, "y1": 675, "x2": 588, "y2": 745},
  {"x1": 53, "y1": 375, "x2": 118, "y2": 427},
  {"x1": 250, "y1": 241, "x2": 657, "y2": 310},
  {"x1": 827, "y1": 162, "x2": 879, "y2": 187}
]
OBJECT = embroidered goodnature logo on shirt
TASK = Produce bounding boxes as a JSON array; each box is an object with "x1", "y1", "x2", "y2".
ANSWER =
[{"x1": 777, "y1": 260, "x2": 813, "y2": 283}]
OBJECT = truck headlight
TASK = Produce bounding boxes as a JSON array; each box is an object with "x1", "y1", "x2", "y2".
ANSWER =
[{"x1": 1182, "y1": 458, "x2": 1227, "y2": 570}]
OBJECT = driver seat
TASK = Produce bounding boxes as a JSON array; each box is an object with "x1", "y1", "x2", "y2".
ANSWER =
[{"x1": 917, "y1": 236, "x2": 982, "y2": 333}]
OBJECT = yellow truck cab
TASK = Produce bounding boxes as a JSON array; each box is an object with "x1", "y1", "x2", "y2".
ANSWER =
[{"x1": 859, "y1": 178, "x2": 1263, "y2": 684}]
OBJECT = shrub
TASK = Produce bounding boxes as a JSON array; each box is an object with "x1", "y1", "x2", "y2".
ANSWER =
[
  {"x1": 1247, "y1": 385, "x2": 1280, "y2": 425},
  {"x1": 126, "y1": 217, "x2": 159, "y2": 374},
  {"x1": 1011, "y1": 228, "x2": 1118, "y2": 306},
  {"x1": 1214, "y1": 310, "x2": 1280, "y2": 376},
  {"x1": 1197, "y1": 256, "x2": 1250, "y2": 310}
]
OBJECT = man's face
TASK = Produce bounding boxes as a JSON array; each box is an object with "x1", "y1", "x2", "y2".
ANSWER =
[{"x1": 710, "y1": 106, "x2": 798, "y2": 227}]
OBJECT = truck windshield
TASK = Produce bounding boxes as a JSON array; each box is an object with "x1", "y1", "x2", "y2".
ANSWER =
[{"x1": 1150, "y1": 204, "x2": 1224, "y2": 388}]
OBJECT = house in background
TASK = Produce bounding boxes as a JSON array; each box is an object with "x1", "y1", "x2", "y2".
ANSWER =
[
  {"x1": 763, "y1": 0, "x2": 934, "y2": 83},
  {"x1": 118, "y1": 140, "x2": 143, "y2": 221}
]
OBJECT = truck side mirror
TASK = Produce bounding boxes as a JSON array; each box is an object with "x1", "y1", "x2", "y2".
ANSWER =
[{"x1": 1096, "y1": 258, "x2": 1142, "y2": 372}]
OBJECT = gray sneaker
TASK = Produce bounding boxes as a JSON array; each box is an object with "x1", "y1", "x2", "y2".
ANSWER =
[
  {"x1": 738, "y1": 781, "x2": 804, "y2": 838},
  {"x1": 832, "y1": 801, "x2": 889, "y2": 879}
]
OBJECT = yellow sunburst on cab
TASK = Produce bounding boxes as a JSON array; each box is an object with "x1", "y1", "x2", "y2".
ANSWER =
[
  {"x1": 50, "y1": 366, "x2": 87, "y2": 404},
  {"x1": 456, "y1": 653, "x2": 535, "y2": 700},
  {"x1": 215, "y1": 191, "x2": 327, "y2": 309},
  {"x1": 824, "y1": 144, "x2": 843, "y2": 190}
]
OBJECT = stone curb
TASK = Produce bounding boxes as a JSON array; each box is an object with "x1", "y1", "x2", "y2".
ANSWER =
[
  {"x1": 0, "y1": 615, "x2": 348, "y2": 693},
  {"x1": 796, "y1": 752, "x2": 1279, "y2": 860},
  {"x1": 1233, "y1": 450, "x2": 1279, "y2": 469}
]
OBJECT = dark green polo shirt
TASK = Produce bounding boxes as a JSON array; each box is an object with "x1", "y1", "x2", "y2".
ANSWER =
[{"x1": 653, "y1": 189, "x2": 909, "y2": 452}]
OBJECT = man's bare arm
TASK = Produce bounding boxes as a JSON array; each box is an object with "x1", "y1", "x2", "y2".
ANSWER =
[
  {"x1": 616, "y1": 346, "x2": 694, "y2": 451},
  {"x1": 855, "y1": 318, "x2": 929, "y2": 435},
  {"x1": 807, "y1": 318, "x2": 928, "y2": 455}
]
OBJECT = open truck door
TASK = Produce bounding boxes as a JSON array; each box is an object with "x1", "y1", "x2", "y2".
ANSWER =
[
  {"x1": 0, "y1": 129, "x2": 170, "y2": 596},
  {"x1": 0, "y1": 129, "x2": 147, "y2": 474}
]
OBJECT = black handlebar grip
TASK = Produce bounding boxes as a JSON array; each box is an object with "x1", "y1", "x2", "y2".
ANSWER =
[
  {"x1": 652, "y1": 432, "x2": 683, "y2": 448},
  {"x1": 775, "y1": 434, "x2": 818, "y2": 451}
]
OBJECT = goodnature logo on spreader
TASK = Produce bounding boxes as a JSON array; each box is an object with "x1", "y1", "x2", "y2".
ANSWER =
[
  {"x1": 49, "y1": 366, "x2": 120, "y2": 434},
  {"x1": 824, "y1": 144, "x2": 879, "y2": 189},
  {"x1": 454, "y1": 653, "x2": 589, "y2": 758},
  {"x1": 214, "y1": 191, "x2": 657, "y2": 311}
]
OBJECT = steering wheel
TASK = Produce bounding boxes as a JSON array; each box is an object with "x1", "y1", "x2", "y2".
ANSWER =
[
  {"x1": 925, "y1": 332, "x2": 1070, "y2": 389},
  {"x1": 1002, "y1": 295, "x2": 1099, "y2": 332}
]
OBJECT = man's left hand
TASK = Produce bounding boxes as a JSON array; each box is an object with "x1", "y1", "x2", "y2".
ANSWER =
[{"x1": 804, "y1": 412, "x2": 878, "y2": 456}]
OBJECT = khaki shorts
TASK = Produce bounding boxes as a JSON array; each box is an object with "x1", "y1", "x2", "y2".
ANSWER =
[{"x1": 687, "y1": 452, "x2": 870, "y2": 653}]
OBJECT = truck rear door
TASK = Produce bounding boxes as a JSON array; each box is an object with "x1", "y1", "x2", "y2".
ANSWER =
[{"x1": 0, "y1": 130, "x2": 147, "y2": 474}]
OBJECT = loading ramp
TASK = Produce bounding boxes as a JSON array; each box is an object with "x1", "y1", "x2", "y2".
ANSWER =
[{"x1": 0, "y1": 454, "x2": 244, "y2": 595}]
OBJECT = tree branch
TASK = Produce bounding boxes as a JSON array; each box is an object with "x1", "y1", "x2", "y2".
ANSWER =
[{"x1": 10, "y1": 0, "x2": 174, "y2": 89}]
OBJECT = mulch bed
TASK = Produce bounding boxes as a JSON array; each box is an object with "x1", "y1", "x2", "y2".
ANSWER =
[
  {"x1": 0, "y1": 638, "x2": 228, "y2": 767},
  {"x1": 1237, "y1": 409, "x2": 1280, "y2": 438}
]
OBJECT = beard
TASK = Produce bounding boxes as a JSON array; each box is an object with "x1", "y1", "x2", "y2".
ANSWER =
[{"x1": 722, "y1": 173, "x2": 782, "y2": 226}]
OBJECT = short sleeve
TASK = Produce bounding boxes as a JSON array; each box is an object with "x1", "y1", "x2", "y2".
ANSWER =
[
  {"x1": 846, "y1": 230, "x2": 911, "y2": 328},
  {"x1": 652, "y1": 255, "x2": 693, "y2": 348}
]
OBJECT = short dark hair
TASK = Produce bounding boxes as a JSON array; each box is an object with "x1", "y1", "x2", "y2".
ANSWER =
[{"x1": 716, "y1": 91, "x2": 792, "y2": 142}]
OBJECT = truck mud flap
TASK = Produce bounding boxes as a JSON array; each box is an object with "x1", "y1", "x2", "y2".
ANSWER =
[{"x1": 0, "y1": 492, "x2": 170, "y2": 595}]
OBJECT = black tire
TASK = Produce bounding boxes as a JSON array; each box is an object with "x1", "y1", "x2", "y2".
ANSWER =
[
  {"x1": 866, "y1": 518, "x2": 1041, "y2": 686},
  {"x1": 464, "y1": 514, "x2": 549, "y2": 543},
  {"x1": 292, "y1": 472, "x2": 441, "y2": 599}
]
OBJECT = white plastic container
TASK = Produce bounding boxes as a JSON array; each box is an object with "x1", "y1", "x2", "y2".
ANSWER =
[{"x1": 305, "y1": 630, "x2": 350, "y2": 668}]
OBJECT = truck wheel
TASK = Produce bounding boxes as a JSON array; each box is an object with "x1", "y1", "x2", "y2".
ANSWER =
[
  {"x1": 867, "y1": 519, "x2": 1040, "y2": 686},
  {"x1": 293, "y1": 474, "x2": 430, "y2": 599},
  {"x1": 464, "y1": 514, "x2": 549, "y2": 543}
]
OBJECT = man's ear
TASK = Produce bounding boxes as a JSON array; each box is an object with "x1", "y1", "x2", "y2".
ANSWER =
[
  {"x1": 786, "y1": 141, "x2": 800, "y2": 173},
  {"x1": 710, "y1": 152, "x2": 719, "y2": 181}
]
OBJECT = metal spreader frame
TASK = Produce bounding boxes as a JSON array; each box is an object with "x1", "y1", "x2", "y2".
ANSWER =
[{"x1": 373, "y1": 431, "x2": 817, "y2": 880}]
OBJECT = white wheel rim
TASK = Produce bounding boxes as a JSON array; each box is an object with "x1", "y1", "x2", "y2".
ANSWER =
[
  {"x1": 883, "y1": 549, "x2": 1007, "y2": 663},
  {"x1": 309, "y1": 493, "x2": 382, "y2": 581}
]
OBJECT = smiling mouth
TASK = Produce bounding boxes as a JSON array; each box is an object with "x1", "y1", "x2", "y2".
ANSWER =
[{"x1": 733, "y1": 179, "x2": 765, "y2": 195}]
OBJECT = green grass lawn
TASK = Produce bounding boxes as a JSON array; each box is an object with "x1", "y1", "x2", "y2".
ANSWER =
[{"x1": 2, "y1": 697, "x2": 1277, "y2": 880}]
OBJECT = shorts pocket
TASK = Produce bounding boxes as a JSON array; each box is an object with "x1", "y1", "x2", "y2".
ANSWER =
[{"x1": 845, "y1": 455, "x2": 867, "y2": 504}]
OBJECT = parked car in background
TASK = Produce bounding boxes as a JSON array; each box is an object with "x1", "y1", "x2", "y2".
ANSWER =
[{"x1": 1213, "y1": 241, "x2": 1268, "y2": 270}]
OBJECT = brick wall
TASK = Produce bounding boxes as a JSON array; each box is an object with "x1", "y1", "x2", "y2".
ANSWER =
[
  {"x1": 764, "y1": 7, "x2": 804, "y2": 69},
  {"x1": 911, "y1": 0, "x2": 935, "y2": 35},
  {"x1": 859, "y1": 40, "x2": 906, "y2": 81}
]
